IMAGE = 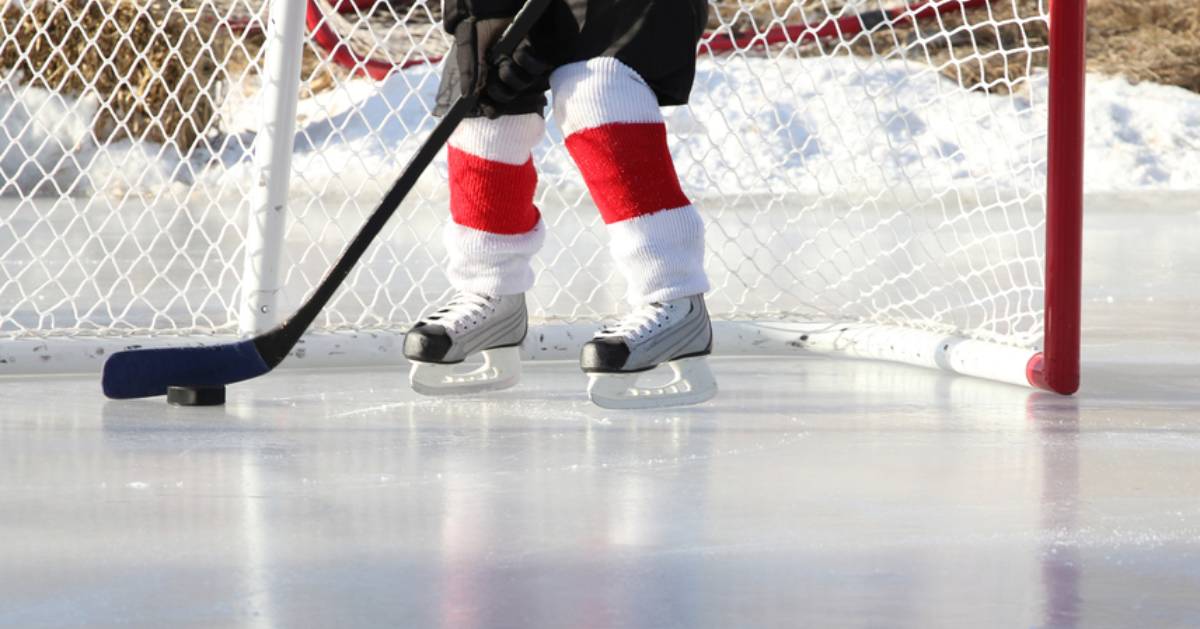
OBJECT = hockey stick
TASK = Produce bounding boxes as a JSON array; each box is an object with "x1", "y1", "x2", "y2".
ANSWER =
[{"x1": 101, "y1": 0, "x2": 552, "y2": 400}]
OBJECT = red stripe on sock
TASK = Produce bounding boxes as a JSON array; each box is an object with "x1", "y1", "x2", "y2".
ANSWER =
[
  {"x1": 448, "y1": 147, "x2": 540, "y2": 235},
  {"x1": 564, "y1": 123, "x2": 692, "y2": 225}
]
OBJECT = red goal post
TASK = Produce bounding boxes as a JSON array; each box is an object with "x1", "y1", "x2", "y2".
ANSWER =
[{"x1": 1035, "y1": 0, "x2": 1086, "y2": 395}]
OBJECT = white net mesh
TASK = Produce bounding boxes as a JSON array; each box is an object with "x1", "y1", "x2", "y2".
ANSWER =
[{"x1": 0, "y1": 0, "x2": 1052, "y2": 356}]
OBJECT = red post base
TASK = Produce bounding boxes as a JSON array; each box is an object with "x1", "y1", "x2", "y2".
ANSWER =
[{"x1": 1027, "y1": 352, "x2": 1080, "y2": 395}]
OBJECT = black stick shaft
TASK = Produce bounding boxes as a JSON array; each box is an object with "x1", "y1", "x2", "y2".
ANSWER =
[{"x1": 255, "y1": 0, "x2": 551, "y2": 365}]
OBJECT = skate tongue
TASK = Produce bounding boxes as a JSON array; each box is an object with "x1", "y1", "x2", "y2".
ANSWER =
[{"x1": 451, "y1": 291, "x2": 494, "y2": 306}]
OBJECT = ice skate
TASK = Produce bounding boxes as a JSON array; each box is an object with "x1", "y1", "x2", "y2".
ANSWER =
[
  {"x1": 404, "y1": 292, "x2": 527, "y2": 396},
  {"x1": 581, "y1": 295, "x2": 717, "y2": 410}
]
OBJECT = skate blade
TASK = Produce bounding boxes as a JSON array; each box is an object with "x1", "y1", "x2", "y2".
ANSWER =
[
  {"x1": 409, "y1": 346, "x2": 521, "y2": 396},
  {"x1": 587, "y1": 356, "x2": 718, "y2": 410}
]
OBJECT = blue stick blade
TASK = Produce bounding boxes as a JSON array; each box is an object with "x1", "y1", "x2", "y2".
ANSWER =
[{"x1": 101, "y1": 340, "x2": 271, "y2": 399}]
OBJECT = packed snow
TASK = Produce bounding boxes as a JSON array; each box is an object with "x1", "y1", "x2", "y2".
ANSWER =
[{"x1": 2, "y1": 57, "x2": 1199, "y2": 203}]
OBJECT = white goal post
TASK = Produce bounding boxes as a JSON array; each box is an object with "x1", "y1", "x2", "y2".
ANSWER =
[{"x1": 0, "y1": 0, "x2": 1084, "y2": 393}]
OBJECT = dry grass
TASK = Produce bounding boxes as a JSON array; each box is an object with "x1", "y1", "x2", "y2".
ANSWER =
[
  {"x1": 711, "y1": 0, "x2": 1200, "y2": 93},
  {"x1": 302, "y1": 0, "x2": 1200, "y2": 94},
  {"x1": 224, "y1": 20, "x2": 344, "y2": 99},
  {"x1": 1087, "y1": 0, "x2": 1200, "y2": 92},
  {"x1": 1, "y1": 0, "x2": 1194, "y2": 149},
  {"x1": 0, "y1": 0, "x2": 226, "y2": 149},
  {"x1": 224, "y1": 1, "x2": 445, "y2": 98}
]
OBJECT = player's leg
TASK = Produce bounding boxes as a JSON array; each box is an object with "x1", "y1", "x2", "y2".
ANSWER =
[
  {"x1": 402, "y1": 113, "x2": 546, "y2": 395},
  {"x1": 405, "y1": 0, "x2": 556, "y2": 396},
  {"x1": 549, "y1": 58, "x2": 716, "y2": 409}
]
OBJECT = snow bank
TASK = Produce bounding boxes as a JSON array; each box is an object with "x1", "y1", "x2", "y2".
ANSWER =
[
  {"x1": 4, "y1": 58, "x2": 1200, "y2": 202},
  {"x1": 1083, "y1": 76, "x2": 1200, "y2": 192},
  {"x1": 0, "y1": 79, "x2": 93, "y2": 196},
  {"x1": 0, "y1": 76, "x2": 205, "y2": 199}
]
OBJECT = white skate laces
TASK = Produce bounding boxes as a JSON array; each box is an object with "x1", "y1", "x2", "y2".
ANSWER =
[
  {"x1": 586, "y1": 297, "x2": 718, "y2": 410},
  {"x1": 595, "y1": 301, "x2": 678, "y2": 342},
  {"x1": 423, "y1": 292, "x2": 496, "y2": 333}
]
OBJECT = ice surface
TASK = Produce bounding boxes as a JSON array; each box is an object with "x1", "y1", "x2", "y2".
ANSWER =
[{"x1": 0, "y1": 194, "x2": 1198, "y2": 628}]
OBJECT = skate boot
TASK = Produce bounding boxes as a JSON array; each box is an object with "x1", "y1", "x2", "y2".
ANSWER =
[
  {"x1": 404, "y1": 292, "x2": 527, "y2": 396},
  {"x1": 581, "y1": 295, "x2": 717, "y2": 410}
]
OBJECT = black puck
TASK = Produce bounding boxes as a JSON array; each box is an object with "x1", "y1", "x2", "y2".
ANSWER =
[{"x1": 167, "y1": 385, "x2": 226, "y2": 407}]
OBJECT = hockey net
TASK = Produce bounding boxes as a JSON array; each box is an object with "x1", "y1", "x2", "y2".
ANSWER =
[{"x1": 0, "y1": 0, "x2": 1082, "y2": 388}]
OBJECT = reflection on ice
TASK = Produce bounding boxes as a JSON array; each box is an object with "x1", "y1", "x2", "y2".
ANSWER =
[{"x1": 2, "y1": 350, "x2": 1198, "y2": 627}]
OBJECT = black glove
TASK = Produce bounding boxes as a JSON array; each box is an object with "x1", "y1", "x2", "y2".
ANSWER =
[
  {"x1": 487, "y1": 40, "x2": 552, "y2": 105},
  {"x1": 443, "y1": 0, "x2": 523, "y2": 33},
  {"x1": 445, "y1": 0, "x2": 550, "y2": 118}
]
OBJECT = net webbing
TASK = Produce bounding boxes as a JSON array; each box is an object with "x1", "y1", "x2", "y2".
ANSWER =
[{"x1": 0, "y1": 0, "x2": 1049, "y2": 352}]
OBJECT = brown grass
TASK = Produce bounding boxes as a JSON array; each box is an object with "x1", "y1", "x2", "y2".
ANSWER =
[
  {"x1": 711, "y1": 0, "x2": 1200, "y2": 93},
  {"x1": 257, "y1": 0, "x2": 1200, "y2": 95},
  {"x1": 1087, "y1": 0, "x2": 1200, "y2": 93},
  {"x1": 2, "y1": 0, "x2": 1194, "y2": 149},
  {"x1": 224, "y1": 20, "x2": 344, "y2": 99},
  {"x1": 0, "y1": 0, "x2": 226, "y2": 149}
]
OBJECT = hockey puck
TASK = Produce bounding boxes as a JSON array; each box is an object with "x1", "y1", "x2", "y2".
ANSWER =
[{"x1": 166, "y1": 385, "x2": 226, "y2": 407}]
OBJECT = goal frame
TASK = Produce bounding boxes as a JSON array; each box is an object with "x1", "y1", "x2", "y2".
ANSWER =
[
  {"x1": 262, "y1": 0, "x2": 1087, "y2": 395},
  {"x1": 0, "y1": 0, "x2": 1086, "y2": 395}
]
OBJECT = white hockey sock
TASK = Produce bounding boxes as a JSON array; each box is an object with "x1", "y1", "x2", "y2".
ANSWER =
[
  {"x1": 444, "y1": 113, "x2": 546, "y2": 296},
  {"x1": 550, "y1": 58, "x2": 710, "y2": 305}
]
